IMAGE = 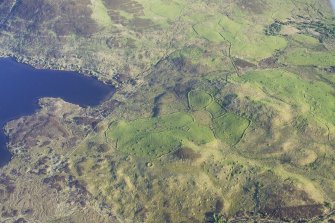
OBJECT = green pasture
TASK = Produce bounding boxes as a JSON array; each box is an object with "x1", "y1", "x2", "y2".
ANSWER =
[
  {"x1": 214, "y1": 113, "x2": 250, "y2": 146},
  {"x1": 192, "y1": 15, "x2": 287, "y2": 61},
  {"x1": 188, "y1": 90, "x2": 213, "y2": 110},
  {"x1": 107, "y1": 90, "x2": 252, "y2": 158},
  {"x1": 281, "y1": 48, "x2": 335, "y2": 67}
]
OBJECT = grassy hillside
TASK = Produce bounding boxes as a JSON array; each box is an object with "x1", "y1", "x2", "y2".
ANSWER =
[{"x1": 0, "y1": 0, "x2": 335, "y2": 222}]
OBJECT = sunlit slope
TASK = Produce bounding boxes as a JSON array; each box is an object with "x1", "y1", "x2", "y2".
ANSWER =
[
  {"x1": 69, "y1": 61, "x2": 335, "y2": 222},
  {"x1": 1, "y1": 0, "x2": 333, "y2": 80},
  {"x1": 0, "y1": 0, "x2": 334, "y2": 222}
]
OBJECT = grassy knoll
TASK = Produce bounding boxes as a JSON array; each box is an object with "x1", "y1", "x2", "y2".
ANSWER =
[
  {"x1": 188, "y1": 90, "x2": 213, "y2": 110},
  {"x1": 214, "y1": 113, "x2": 250, "y2": 146}
]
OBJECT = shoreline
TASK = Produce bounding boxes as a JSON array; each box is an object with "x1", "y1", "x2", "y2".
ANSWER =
[
  {"x1": 0, "y1": 51, "x2": 119, "y2": 88},
  {"x1": 0, "y1": 57, "x2": 116, "y2": 168}
]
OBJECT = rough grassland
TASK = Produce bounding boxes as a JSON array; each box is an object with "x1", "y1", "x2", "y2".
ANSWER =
[
  {"x1": 241, "y1": 69, "x2": 335, "y2": 126},
  {"x1": 1, "y1": 0, "x2": 335, "y2": 222}
]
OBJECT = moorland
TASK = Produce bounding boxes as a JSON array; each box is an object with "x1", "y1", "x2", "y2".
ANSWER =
[{"x1": 0, "y1": 0, "x2": 334, "y2": 222}]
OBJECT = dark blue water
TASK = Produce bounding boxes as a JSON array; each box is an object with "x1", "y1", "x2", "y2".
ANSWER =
[{"x1": 0, "y1": 58, "x2": 115, "y2": 167}]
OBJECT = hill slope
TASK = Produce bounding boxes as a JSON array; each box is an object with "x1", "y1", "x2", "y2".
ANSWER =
[{"x1": 0, "y1": 0, "x2": 335, "y2": 222}]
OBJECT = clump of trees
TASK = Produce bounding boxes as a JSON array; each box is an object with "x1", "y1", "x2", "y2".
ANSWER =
[
  {"x1": 298, "y1": 20, "x2": 335, "y2": 42},
  {"x1": 265, "y1": 21, "x2": 282, "y2": 36},
  {"x1": 265, "y1": 18, "x2": 335, "y2": 42}
]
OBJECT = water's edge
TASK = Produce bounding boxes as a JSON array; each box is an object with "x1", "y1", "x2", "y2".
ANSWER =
[{"x1": 0, "y1": 57, "x2": 115, "y2": 167}]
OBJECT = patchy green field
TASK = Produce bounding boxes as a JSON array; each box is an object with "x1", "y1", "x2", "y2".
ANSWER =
[
  {"x1": 193, "y1": 15, "x2": 287, "y2": 61},
  {"x1": 107, "y1": 111, "x2": 215, "y2": 158},
  {"x1": 107, "y1": 90, "x2": 252, "y2": 159}
]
